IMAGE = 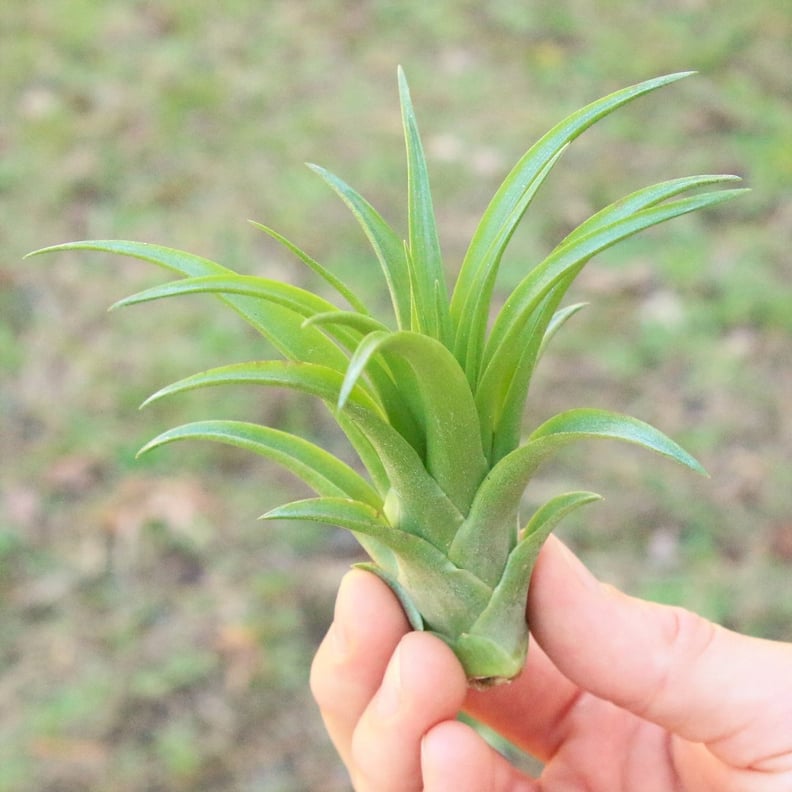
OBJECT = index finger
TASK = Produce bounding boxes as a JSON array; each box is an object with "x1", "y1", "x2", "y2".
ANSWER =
[{"x1": 310, "y1": 568, "x2": 411, "y2": 769}]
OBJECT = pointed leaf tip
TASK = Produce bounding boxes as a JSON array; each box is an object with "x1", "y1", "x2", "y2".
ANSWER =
[{"x1": 529, "y1": 408, "x2": 709, "y2": 476}]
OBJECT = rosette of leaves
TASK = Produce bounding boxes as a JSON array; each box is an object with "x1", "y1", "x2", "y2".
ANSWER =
[{"x1": 31, "y1": 69, "x2": 745, "y2": 686}]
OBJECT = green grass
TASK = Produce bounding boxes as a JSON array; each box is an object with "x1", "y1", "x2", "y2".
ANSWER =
[{"x1": 2, "y1": 1, "x2": 790, "y2": 789}]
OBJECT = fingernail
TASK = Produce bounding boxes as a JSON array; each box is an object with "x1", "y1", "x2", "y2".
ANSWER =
[{"x1": 375, "y1": 643, "x2": 402, "y2": 718}]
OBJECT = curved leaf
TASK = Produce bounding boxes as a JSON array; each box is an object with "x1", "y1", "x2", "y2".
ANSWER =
[
  {"x1": 138, "y1": 361, "x2": 408, "y2": 498},
  {"x1": 248, "y1": 220, "x2": 370, "y2": 314},
  {"x1": 308, "y1": 163, "x2": 412, "y2": 330},
  {"x1": 27, "y1": 239, "x2": 229, "y2": 277},
  {"x1": 28, "y1": 241, "x2": 350, "y2": 369},
  {"x1": 109, "y1": 274, "x2": 367, "y2": 370},
  {"x1": 478, "y1": 187, "x2": 747, "y2": 461},
  {"x1": 477, "y1": 281, "x2": 570, "y2": 463},
  {"x1": 302, "y1": 310, "x2": 390, "y2": 335},
  {"x1": 137, "y1": 420, "x2": 380, "y2": 507},
  {"x1": 261, "y1": 496, "x2": 390, "y2": 536},
  {"x1": 141, "y1": 360, "x2": 426, "y2": 480},
  {"x1": 558, "y1": 174, "x2": 742, "y2": 249},
  {"x1": 261, "y1": 498, "x2": 399, "y2": 582},
  {"x1": 353, "y1": 562, "x2": 424, "y2": 630},
  {"x1": 520, "y1": 490, "x2": 603, "y2": 540},
  {"x1": 466, "y1": 407, "x2": 706, "y2": 554},
  {"x1": 110, "y1": 273, "x2": 339, "y2": 317},
  {"x1": 263, "y1": 497, "x2": 490, "y2": 638},
  {"x1": 340, "y1": 400, "x2": 466, "y2": 552},
  {"x1": 298, "y1": 312, "x2": 423, "y2": 441},
  {"x1": 141, "y1": 360, "x2": 384, "y2": 416},
  {"x1": 468, "y1": 491, "x2": 602, "y2": 649},
  {"x1": 537, "y1": 301, "x2": 588, "y2": 361},
  {"x1": 527, "y1": 408, "x2": 707, "y2": 474},
  {"x1": 450, "y1": 72, "x2": 695, "y2": 374},
  {"x1": 141, "y1": 356, "x2": 462, "y2": 551},
  {"x1": 489, "y1": 299, "x2": 589, "y2": 457},
  {"x1": 452, "y1": 147, "x2": 567, "y2": 384},
  {"x1": 117, "y1": 273, "x2": 423, "y2": 446},
  {"x1": 334, "y1": 411, "x2": 391, "y2": 497},
  {"x1": 483, "y1": 188, "x2": 747, "y2": 371},
  {"x1": 340, "y1": 330, "x2": 488, "y2": 513}
]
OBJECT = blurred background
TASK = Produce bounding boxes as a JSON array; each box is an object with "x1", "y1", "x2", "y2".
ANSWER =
[{"x1": 1, "y1": 1, "x2": 790, "y2": 789}]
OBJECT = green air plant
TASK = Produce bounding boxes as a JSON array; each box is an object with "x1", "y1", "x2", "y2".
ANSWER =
[{"x1": 30, "y1": 69, "x2": 745, "y2": 687}]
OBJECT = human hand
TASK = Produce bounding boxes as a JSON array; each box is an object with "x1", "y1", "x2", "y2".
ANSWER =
[{"x1": 310, "y1": 535, "x2": 792, "y2": 791}]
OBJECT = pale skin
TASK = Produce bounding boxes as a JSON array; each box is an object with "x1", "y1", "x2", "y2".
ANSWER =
[{"x1": 311, "y1": 535, "x2": 792, "y2": 791}]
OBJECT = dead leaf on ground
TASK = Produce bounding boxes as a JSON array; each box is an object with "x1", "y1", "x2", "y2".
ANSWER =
[
  {"x1": 770, "y1": 523, "x2": 792, "y2": 562},
  {"x1": 29, "y1": 736, "x2": 109, "y2": 768}
]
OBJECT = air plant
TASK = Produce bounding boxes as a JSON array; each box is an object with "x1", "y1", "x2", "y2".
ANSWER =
[{"x1": 30, "y1": 68, "x2": 744, "y2": 687}]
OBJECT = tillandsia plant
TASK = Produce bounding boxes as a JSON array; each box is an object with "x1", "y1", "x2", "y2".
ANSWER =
[{"x1": 30, "y1": 68, "x2": 745, "y2": 687}]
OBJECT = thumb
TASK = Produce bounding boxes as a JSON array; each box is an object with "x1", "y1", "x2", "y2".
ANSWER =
[{"x1": 528, "y1": 536, "x2": 792, "y2": 770}]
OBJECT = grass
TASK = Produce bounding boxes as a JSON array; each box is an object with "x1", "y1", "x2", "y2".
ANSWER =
[{"x1": 1, "y1": 1, "x2": 791, "y2": 789}]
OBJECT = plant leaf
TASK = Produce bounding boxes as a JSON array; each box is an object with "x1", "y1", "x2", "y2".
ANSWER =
[
  {"x1": 113, "y1": 272, "x2": 364, "y2": 372},
  {"x1": 558, "y1": 174, "x2": 742, "y2": 249},
  {"x1": 342, "y1": 400, "x2": 465, "y2": 552},
  {"x1": 116, "y1": 272, "x2": 423, "y2": 446},
  {"x1": 476, "y1": 281, "x2": 570, "y2": 463},
  {"x1": 263, "y1": 497, "x2": 491, "y2": 638},
  {"x1": 27, "y1": 241, "x2": 349, "y2": 369},
  {"x1": 339, "y1": 330, "x2": 489, "y2": 513},
  {"x1": 452, "y1": 146, "x2": 567, "y2": 384},
  {"x1": 307, "y1": 163, "x2": 412, "y2": 330},
  {"x1": 465, "y1": 407, "x2": 706, "y2": 556},
  {"x1": 138, "y1": 420, "x2": 381, "y2": 506},
  {"x1": 111, "y1": 273, "x2": 340, "y2": 318},
  {"x1": 450, "y1": 72, "x2": 696, "y2": 376},
  {"x1": 187, "y1": 360, "x2": 458, "y2": 552},
  {"x1": 261, "y1": 496, "x2": 389, "y2": 534},
  {"x1": 141, "y1": 360, "x2": 384, "y2": 416},
  {"x1": 467, "y1": 491, "x2": 602, "y2": 649},
  {"x1": 248, "y1": 220, "x2": 370, "y2": 314},
  {"x1": 261, "y1": 498, "x2": 399, "y2": 583},
  {"x1": 479, "y1": 187, "x2": 747, "y2": 462},
  {"x1": 27, "y1": 239, "x2": 227, "y2": 276},
  {"x1": 449, "y1": 296, "x2": 580, "y2": 583},
  {"x1": 537, "y1": 301, "x2": 588, "y2": 361},
  {"x1": 302, "y1": 311, "x2": 390, "y2": 335},
  {"x1": 484, "y1": 187, "x2": 747, "y2": 370},
  {"x1": 398, "y1": 66, "x2": 451, "y2": 344},
  {"x1": 526, "y1": 408, "x2": 707, "y2": 474},
  {"x1": 138, "y1": 360, "x2": 419, "y2": 499},
  {"x1": 353, "y1": 562, "x2": 424, "y2": 630},
  {"x1": 472, "y1": 176, "x2": 743, "y2": 463}
]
